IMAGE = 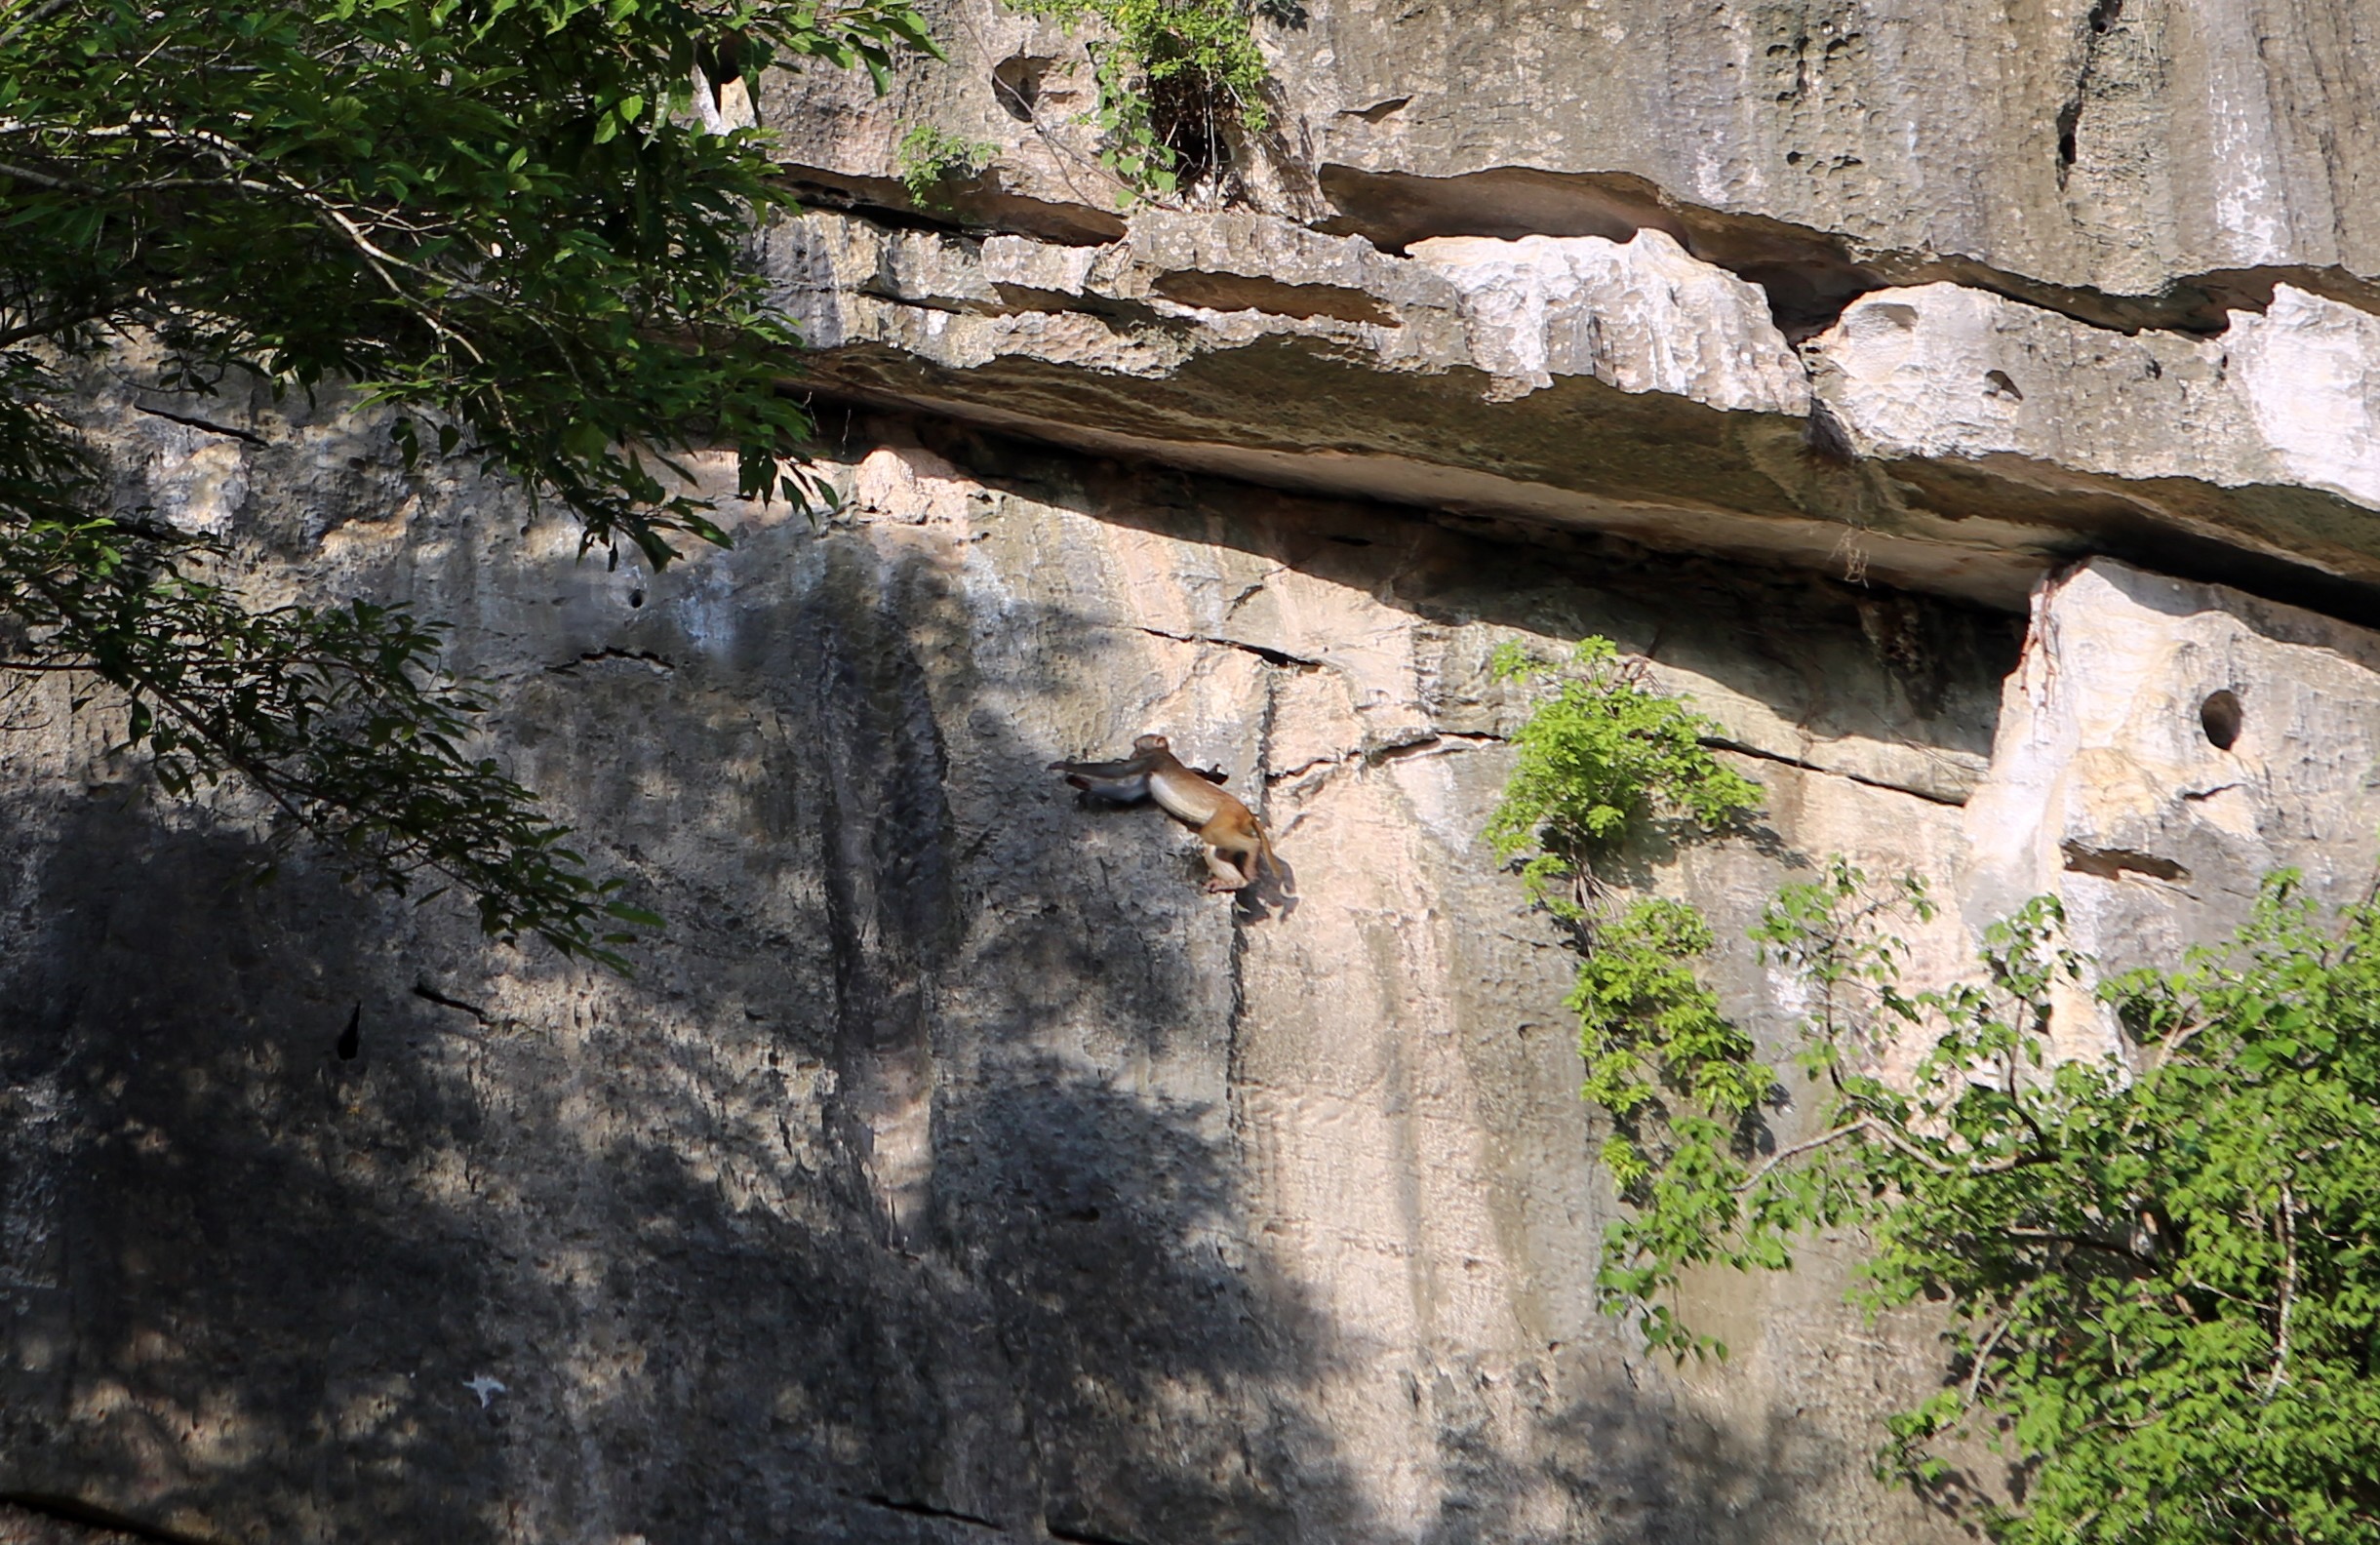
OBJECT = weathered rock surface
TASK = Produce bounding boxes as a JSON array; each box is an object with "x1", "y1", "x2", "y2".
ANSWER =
[
  {"x1": 11, "y1": 0, "x2": 2380, "y2": 1540},
  {"x1": 756, "y1": 0, "x2": 2380, "y2": 614},
  {"x1": 1961, "y1": 557, "x2": 2380, "y2": 1054},
  {"x1": 775, "y1": 0, "x2": 2380, "y2": 306},
  {"x1": 0, "y1": 367, "x2": 2008, "y2": 1542}
]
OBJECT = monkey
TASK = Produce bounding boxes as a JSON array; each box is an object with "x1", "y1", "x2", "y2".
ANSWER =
[{"x1": 1049, "y1": 733, "x2": 1277, "y2": 892}]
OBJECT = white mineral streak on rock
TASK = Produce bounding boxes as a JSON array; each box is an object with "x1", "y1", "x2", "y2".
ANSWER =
[
  {"x1": 1406, "y1": 230, "x2": 1810, "y2": 412},
  {"x1": 2229, "y1": 287, "x2": 2380, "y2": 508},
  {"x1": 2195, "y1": 0, "x2": 2291, "y2": 266},
  {"x1": 1812, "y1": 282, "x2": 2380, "y2": 511},
  {"x1": 1961, "y1": 559, "x2": 2380, "y2": 1059}
]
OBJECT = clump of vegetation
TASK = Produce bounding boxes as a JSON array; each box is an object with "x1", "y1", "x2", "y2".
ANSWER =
[
  {"x1": 1567, "y1": 895, "x2": 1773, "y2": 1237},
  {"x1": 1602, "y1": 859, "x2": 2380, "y2": 1544},
  {"x1": 1004, "y1": 0, "x2": 1271, "y2": 201},
  {"x1": 1486, "y1": 636, "x2": 1768, "y2": 1307},
  {"x1": 1484, "y1": 636, "x2": 1763, "y2": 920},
  {"x1": 895, "y1": 124, "x2": 1000, "y2": 205}
]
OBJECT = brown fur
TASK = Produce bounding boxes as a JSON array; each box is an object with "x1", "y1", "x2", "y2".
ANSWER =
[{"x1": 1049, "y1": 733, "x2": 1276, "y2": 891}]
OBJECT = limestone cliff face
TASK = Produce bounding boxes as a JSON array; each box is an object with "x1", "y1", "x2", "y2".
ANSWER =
[{"x1": 4, "y1": 6, "x2": 2380, "y2": 1544}]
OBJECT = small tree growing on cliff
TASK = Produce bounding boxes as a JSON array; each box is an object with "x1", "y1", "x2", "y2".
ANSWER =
[
  {"x1": 1486, "y1": 635, "x2": 1773, "y2": 1343},
  {"x1": 1597, "y1": 861, "x2": 2380, "y2": 1545},
  {"x1": 0, "y1": 0, "x2": 929, "y2": 966}
]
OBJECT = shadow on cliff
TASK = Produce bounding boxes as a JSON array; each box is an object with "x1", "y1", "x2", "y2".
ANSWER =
[
  {"x1": 0, "y1": 477, "x2": 1967, "y2": 1544},
  {"x1": 0, "y1": 797, "x2": 513, "y2": 1544},
  {"x1": 855, "y1": 412, "x2": 2023, "y2": 786},
  {"x1": 0, "y1": 679, "x2": 1375, "y2": 1545}
]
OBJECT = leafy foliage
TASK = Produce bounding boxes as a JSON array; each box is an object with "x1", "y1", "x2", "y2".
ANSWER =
[
  {"x1": 894, "y1": 123, "x2": 999, "y2": 205},
  {"x1": 1486, "y1": 635, "x2": 1771, "y2": 1353},
  {"x1": 0, "y1": 0, "x2": 930, "y2": 963},
  {"x1": 1484, "y1": 636, "x2": 1763, "y2": 920},
  {"x1": 1570, "y1": 894, "x2": 1776, "y2": 1349},
  {"x1": 1003, "y1": 0, "x2": 1268, "y2": 202},
  {"x1": 1602, "y1": 859, "x2": 2380, "y2": 1544}
]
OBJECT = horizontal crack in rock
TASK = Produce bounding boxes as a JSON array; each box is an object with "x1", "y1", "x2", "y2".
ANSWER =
[
  {"x1": 547, "y1": 647, "x2": 676, "y2": 674},
  {"x1": 853, "y1": 1493, "x2": 1006, "y2": 1532},
  {"x1": 774, "y1": 163, "x2": 1125, "y2": 247},
  {"x1": 1705, "y1": 737, "x2": 1968, "y2": 806},
  {"x1": 1312, "y1": 162, "x2": 2380, "y2": 338},
  {"x1": 2061, "y1": 840, "x2": 2190, "y2": 884},
  {"x1": 1152, "y1": 270, "x2": 1401, "y2": 326},
  {"x1": 1269, "y1": 730, "x2": 1504, "y2": 785},
  {"x1": 412, "y1": 981, "x2": 495, "y2": 1027},
  {"x1": 129, "y1": 402, "x2": 269, "y2": 447},
  {"x1": 1046, "y1": 1521, "x2": 1148, "y2": 1545},
  {"x1": 0, "y1": 1492, "x2": 224, "y2": 1545},
  {"x1": 1132, "y1": 624, "x2": 1324, "y2": 669},
  {"x1": 1367, "y1": 730, "x2": 1505, "y2": 762}
]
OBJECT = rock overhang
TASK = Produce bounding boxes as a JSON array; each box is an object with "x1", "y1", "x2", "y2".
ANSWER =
[{"x1": 766, "y1": 202, "x2": 2380, "y2": 620}]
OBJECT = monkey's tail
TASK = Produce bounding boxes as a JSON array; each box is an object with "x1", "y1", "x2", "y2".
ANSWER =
[{"x1": 1255, "y1": 818, "x2": 1278, "y2": 877}]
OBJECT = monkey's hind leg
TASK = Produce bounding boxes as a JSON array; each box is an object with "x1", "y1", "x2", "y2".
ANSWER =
[
  {"x1": 1195, "y1": 843, "x2": 1250, "y2": 892},
  {"x1": 1197, "y1": 820, "x2": 1260, "y2": 893}
]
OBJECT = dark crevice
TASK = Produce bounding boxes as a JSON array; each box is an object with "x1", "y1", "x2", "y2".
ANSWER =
[
  {"x1": 774, "y1": 164, "x2": 1126, "y2": 247},
  {"x1": 546, "y1": 646, "x2": 676, "y2": 674},
  {"x1": 1312, "y1": 161, "x2": 2380, "y2": 337},
  {"x1": 411, "y1": 981, "x2": 493, "y2": 1024},
  {"x1": 0, "y1": 1493, "x2": 224, "y2": 1545},
  {"x1": 2061, "y1": 841, "x2": 2189, "y2": 884},
  {"x1": 1315, "y1": 163, "x2": 1879, "y2": 335},
  {"x1": 129, "y1": 402, "x2": 269, "y2": 447},
  {"x1": 991, "y1": 54, "x2": 1055, "y2": 122},
  {"x1": 854, "y1": 1493, "x2": 1005, "y2": 1532},
  {"x1": 1046, "y1": 1522, "x2": 1147, "y2": 1545},
  {"x1": 1366, "y1": 730, "x2": 1505, "y2": 764},
  {"x1": 1151, "y1": 271, "x2": 1401, "y2": 326},
  {"x1": 2056, "y1": 0, "x2": 2123, "y2": 186},
  {"x1": 2054, "y1": 100, "x2": 2082, "y2": 180},
  {"x1": 1131, "y1": 624, "x2": 1324, "y2": 670},
  {"x1": 988, "y1": 284, "x2": 1169, "y2": 327},
  {"x1": 2200, "y1": 689, "x2": 2243, "y2": 749}
]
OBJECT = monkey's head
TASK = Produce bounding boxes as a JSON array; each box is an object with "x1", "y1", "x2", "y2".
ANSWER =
[{"x1": 1132, "y1": 733, "x2": 1171, "y2": 754}]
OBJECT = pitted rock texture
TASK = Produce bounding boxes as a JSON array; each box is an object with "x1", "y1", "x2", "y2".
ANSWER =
[
  {"x1": 1960, "y1": 557, "x2": 2380, "y2": 1055},
  {"x1": 786, "y1": 0, "x2": 2380, "y2": 305},
  {"x1": 752, "y1": 0, "x2": 2380, "y2": 614}
]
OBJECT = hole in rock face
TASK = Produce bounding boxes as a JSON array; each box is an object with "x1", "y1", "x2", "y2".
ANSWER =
[
  {"x1": 992, "y1": 55, "x2": 1051, "y2": 122},
  {"x1": 1147, "y1": 67, "x2": 1236, "y2": 194},
  {"x1": 2201, "y1": 690, "x2": 2243, "y2": 750}
]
